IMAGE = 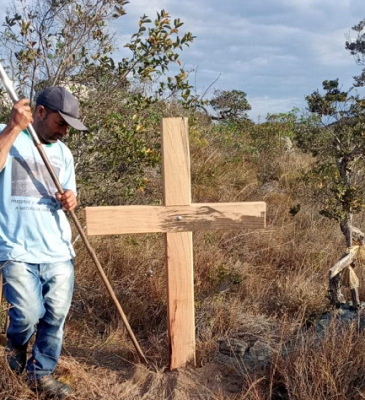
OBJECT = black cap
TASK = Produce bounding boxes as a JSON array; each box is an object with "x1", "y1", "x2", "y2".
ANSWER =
[{"x1": 36, "y1": 87, "x2": 88, "y2": 131}]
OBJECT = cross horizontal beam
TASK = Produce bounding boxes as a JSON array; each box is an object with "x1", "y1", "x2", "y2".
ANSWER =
[{"x1": 85, "y1": 202, "x2": 266, "y2": 236}]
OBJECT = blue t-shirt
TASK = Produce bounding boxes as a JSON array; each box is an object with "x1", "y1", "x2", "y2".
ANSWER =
[{"x1": 0, "y1": 124, "x2": 76, "y2": 263}]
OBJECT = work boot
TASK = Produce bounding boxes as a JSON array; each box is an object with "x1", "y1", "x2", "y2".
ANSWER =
[
  {"x1": 5, "y1": 340, "x2": 28, "y2": 374},
  {"x1": 28, "y1": 375, "x2": 72, "y2": 399}
]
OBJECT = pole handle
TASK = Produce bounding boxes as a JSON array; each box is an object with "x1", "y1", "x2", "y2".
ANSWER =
[
  {"x1": 0, "y1": 64, "x2": 18, "y2": 103},
  {"x1": 0, "y1": 63, "x2": 41, "y2": 145}
]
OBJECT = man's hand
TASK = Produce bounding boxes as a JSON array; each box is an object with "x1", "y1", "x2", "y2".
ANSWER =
[
  {"x1": 56, "y1": 190, "x2": 77, "y2": 211},
  {"x1": 9, "y1": 99, "x2": 33, "y2": 132},
  {"x1": 0, "y1": 99, "x2": 34, "y2": 172}
]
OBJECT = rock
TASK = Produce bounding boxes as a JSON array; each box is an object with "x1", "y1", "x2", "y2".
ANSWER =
[
  {"x1": 249, "y1": 340, "x2": 273, "y2": 364},
  {"x1": 218, "y1": 336, "x2": 275, "y2": 369},
  {"x1": 316, "y1": 316, "x2": 331, "y2": 333},
  {"x1": 216, "y1": 303, "x2": 365, "y2": 375},
  {"x1": 219, "y1": 338, "x2": 249, "y2": 357},
  {"x1": 314, "y1": 302, "x2": 365, "y2": 335}
]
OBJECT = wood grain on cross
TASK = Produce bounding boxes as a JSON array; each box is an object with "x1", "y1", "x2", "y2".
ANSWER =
[{"x1": 85, "y1": 118, "x2": 266, "y2": 370}]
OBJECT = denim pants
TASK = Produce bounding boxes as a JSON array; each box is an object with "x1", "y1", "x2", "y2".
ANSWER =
[{"x1": 0, "y1": 260, "x2": 74, "y2": 377}]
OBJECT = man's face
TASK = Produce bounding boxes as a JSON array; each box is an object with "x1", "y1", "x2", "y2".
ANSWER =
[{"x1": 34, "y1": 106, "x2": 70, "y2": 144}]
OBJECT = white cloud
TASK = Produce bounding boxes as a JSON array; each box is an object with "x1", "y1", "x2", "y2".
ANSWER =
[{"x1": 312, "y1": 29, "x2": 355, "y2": 66}]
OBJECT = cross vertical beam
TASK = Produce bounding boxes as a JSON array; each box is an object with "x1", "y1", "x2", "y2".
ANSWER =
[{"x1": 162, "y1": 118, "x2": 195, "y2": 369}]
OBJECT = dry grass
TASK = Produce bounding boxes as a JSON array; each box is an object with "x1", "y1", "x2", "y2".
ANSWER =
[{"x1": 1, "y1": 122, "x2": 364, "y2": 399}]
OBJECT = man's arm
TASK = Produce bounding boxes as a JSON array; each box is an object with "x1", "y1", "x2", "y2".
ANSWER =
[{"x1": 0, "y1": 99, "x2": 33, "y2": 171}]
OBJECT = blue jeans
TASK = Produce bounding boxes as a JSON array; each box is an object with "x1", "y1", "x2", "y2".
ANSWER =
[{"x1": 0, "y1": 260, "x2": 74, "y2": 377}]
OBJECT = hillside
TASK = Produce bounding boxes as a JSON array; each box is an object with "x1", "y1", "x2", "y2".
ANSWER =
[{"x1": 2, "y1": 116, "x2": 365, "y2": 399}]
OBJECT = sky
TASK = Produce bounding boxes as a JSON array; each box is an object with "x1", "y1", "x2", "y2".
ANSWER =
[
  {"x1": 0, "y1": 0, "x2": 364, "y2": 121},
  {"x1": 111, "y1": 0, "x2": 364, "y2": 121}
]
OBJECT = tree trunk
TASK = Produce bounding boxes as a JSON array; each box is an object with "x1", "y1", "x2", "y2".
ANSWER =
[
  {"x1": 329, "y1": 212, "x2": 362, "y2": 308},
  {"x1": 340, "y1": 214, "x2": 353, "y2": 248},
  {"x1": 328, "y1": 273, "x2": 346, "y2": 306}
]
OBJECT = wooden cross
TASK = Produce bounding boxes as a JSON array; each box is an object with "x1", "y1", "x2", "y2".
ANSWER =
[{"x1": 85, "y1": 118, "x2": 266, "y2": 370}]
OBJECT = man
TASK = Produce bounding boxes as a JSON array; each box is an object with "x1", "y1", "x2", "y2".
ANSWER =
[{"x1": 0, "y1": 87, "x2": 88, "y2": 399}]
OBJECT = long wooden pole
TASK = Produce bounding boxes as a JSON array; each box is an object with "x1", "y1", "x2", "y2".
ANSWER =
[
  {"x1": 0, "y1": 272, "x2": 3, "y2": 333},
  {"x1": 0, "y1": 63, "x2": 147, "y2": 363}
]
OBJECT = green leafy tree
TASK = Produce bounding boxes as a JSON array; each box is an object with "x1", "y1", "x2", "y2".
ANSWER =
[
  {"x1": 291, "y1": 18, "x2": 365, "y2": 239},
  {"x1": 210, "y1": 89, "x2": 251, "y2": 121},
  {"x1": 295, "y1": 78, "x2": 365, "y2": 306},
  {"x1": 297, "y1": 79, "x2": 365, "y2": 238},
  {"x1": 345, "y1": 18, "x2": 365, "y2": 87},
  {"x1": 0, "y1": 1, "x2": 196, "y2": 203},
  {"x1": 1, "y1": 0, "x2": 129, "y2": 99}
]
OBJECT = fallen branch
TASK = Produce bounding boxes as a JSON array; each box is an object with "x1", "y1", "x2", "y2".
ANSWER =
[{"x1": 329, "y1": 246, "x2": 359, "y2": 279}]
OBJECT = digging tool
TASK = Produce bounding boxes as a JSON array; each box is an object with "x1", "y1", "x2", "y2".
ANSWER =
[
  {"x1": 0, "y1": 63, "x2": 147, "y2": 364},
  {"x1": 0, "y1": 272, "x2": 4, "y2": 333}
]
